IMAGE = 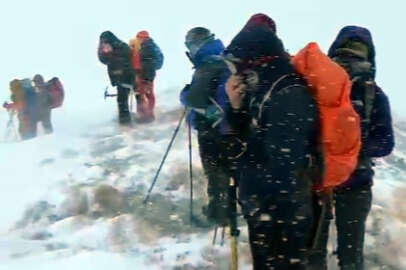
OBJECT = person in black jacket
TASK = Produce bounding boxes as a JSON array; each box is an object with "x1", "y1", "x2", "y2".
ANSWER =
[
  {"x1": 224, "y1": 23, "x2": 318, "y2": 270},
  {"x1": 33, "y1": 74, "x2": 53, "y2": 134},
  {"x1": 308, "y1": 26, "x2": 395, "y2": 270},
  {"x1": 98, "y1": 31, "x2": 135, "y2": 125}
]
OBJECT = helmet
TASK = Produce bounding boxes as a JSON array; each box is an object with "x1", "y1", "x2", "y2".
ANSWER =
[{"x1": 185, "y1": 27, "x2": 214, "y2": 58}]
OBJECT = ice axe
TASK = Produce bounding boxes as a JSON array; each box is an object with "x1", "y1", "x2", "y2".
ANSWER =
[{"x1": 104, "y1": 86, "x2": 117, "y2": 100}]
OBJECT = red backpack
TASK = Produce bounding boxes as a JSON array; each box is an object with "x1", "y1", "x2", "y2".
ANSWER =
[
  {"x1": 291, "y1": 43, "x2": 361, "y2": 191},
  {"x1": 47, "y1": 77, "x2": 65, "y2": 109}
]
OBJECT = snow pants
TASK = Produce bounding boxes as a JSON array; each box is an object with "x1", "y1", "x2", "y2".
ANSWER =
[
  {"x1": 135, "y1": 78, "x2": 155, "y2": 122},
  {"x1": 116, "y1": 85, "x2": 131, "y2": 124},
  {"x1": 246, "y1": 195, "x2": 313, "y2": 270},
  {"x1": 308, "y1": 185, "x2": 372, "y2": 270},
  {"x1": 197, "y1": 130, "x2": 242, "y2": 225}
]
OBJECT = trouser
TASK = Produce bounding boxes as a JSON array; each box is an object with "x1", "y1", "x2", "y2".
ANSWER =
[
  {"x1": 246, "y1": 196, "x2": 313, "y2": 270},
  {"x1": 39, "y1": 109, "x2": 53, "y2": 134},
  {"x1": 18, "y1": 113, "x2": 37, "y2": 140},
  {"x1": 308, "y1": 185, "x2": 372, "y2": 270},
  {"x1": 116, "y1": 86, "x2": 130, "y2": 124},
  {"x1": 135, "y1": 78, "x2": 155, "y2": 121},
  {"x1": 197, "y1": 130, "x2": 241, "y2": 225}
]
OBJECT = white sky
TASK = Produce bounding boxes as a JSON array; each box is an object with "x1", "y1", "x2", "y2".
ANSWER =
[{"x1": 0, "y1": 0, "x2": 405, "y2": 117}]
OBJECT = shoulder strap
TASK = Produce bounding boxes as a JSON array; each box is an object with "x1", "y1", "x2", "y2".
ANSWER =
[
  {"x1": 364, "y1": 80, "x2": 376, "y2": 127},
  {"x1": 253, "y1": 74, "x2": 303, "y2": 127}
]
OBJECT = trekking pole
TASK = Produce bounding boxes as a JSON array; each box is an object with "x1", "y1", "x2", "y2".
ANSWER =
[
  {"x1": 230, "y1": 231, "x2": 239, "y2": 270},
  {"x1": 220, "y1": 226, "x2": 226, "y2": 246},
  {"x1": 188, "y1": 120, "x2": 194, "y2": 224},
  {"x1": 212, "y1": 225, "x2": 218, "y2": 245},
  {"x1": 3, "y1": 110, "x2": 18, "y2": 142},
  {"x1": 229, "y1": 177, "x2": 240, "y2": 270},
  {"x1": 143, "y1": 108, "x2": 187, "y2": 204},
  {"x1": 312, "y1": 190, "x2": 333, "y2": 250},
  {"x1": 10, "y1": 112, "x2": 19, "y2": 141}
]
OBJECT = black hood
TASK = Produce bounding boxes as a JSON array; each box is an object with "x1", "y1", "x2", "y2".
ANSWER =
[
  {"x1": 328, "y1": 26, "x2": 376, "y2": 76},
  {"x1": 100, "y1": 31, "x2": 121, "y2": 47}
]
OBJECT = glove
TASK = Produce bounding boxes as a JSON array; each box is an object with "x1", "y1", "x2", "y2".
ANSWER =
[
  {"x1": 204, "y1": 104, "x2": 222, "y2": 123},
  {"x1": 3, "y1": 102, "x2": 12, "y2": 110}
]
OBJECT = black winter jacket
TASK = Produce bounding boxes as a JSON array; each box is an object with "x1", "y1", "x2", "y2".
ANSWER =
[
  {"x1": 225, "y1": 26, "x2": 318, "y2": 216},
  {"x1": 98, "y1": 31, "x2": 135, "y2": 86}
]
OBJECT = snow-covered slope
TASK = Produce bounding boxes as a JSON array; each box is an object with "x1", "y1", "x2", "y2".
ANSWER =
[{"x1": 0, "y1": 87, "x2": 405, "y2": 270}]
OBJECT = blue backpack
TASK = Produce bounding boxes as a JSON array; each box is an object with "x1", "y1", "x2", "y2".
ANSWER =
[{"x1": 152, "y1": 43, "x2": 164, "y2": 70}]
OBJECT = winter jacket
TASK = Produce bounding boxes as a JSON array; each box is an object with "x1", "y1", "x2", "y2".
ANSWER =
[
  {"x1": 180, "y1": 39, "x2": 232, "y2": 133},
  {"x1": 20, "y1": 81, "x2": 39, "y2": 122},
  {"x1": 328, "y1": 26, "x2": 394, "y2": 188},
  {"x1": 9, "y1": 79, "x2": 25, "y2": 111},
  {"x1": 225, "y1": 26, "x2": 319, "y2": 216},
  {"x1": 98, "y1": 31, "x2": 135, "y2": 86},
  {"x1": 132, "y1": 38, "x2": 163, "y2": 81}
]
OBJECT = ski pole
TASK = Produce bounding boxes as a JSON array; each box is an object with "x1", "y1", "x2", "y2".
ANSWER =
[
  {"x1": 212, "y1": 225, "x2": 218, "y2": 245},
  {"x1": 10, "y1": 112, "x2": 19, "y2": 141},
  {"x1": 188, "y1": 120, "x2": 194, "y2": 223},
  {"x1": 220, "y1": 226, "x2": 226, "y2": 246},
  {"x1": 4, "y1": 111, "x2": 18, "y2": 142},
  {"x1": 229, "y1": 177, "x2": 240, "y2": 270},
  {"x1": 312, "y1": 190, "x2": 333, "y2": 250},
  {"x1": 143, "y1": 109, "x2": 187, "y2": 204}
]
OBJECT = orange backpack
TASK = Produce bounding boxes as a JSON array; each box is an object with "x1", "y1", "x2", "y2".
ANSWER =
[{"x1": 291, "y1": 42, "x2": 361, "y2": 190}]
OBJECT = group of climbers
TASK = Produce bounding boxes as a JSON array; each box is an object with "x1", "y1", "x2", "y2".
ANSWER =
[
  {"x1": 179, "y1": 14, "x2": 394, "y2": 270},
  {"x1": 98, "y1": 30, "x2": 163, "y2": 126},
  {"x1": 2, "y1": 13, "x2": 395, "y2": 270},
  {"x1": 3, "y1": 75, "x2": 64, "y2": 140}
]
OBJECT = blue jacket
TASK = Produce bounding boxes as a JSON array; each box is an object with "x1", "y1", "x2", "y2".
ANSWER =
[
  {"x1": 329, "y1": 26, "x2": 395, "y2": 188},
  {"x1": 180, "y1": 39, "x2": 232, "y2": 134}
]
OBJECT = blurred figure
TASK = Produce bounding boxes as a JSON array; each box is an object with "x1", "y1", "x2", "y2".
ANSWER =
[
  {"x1": 33, "y1": 74, "x2": 53, "y2": 134},
  {"x1": 129, "y1": 31, "x2": 163, "y2": 123},
  {"x1": 3, "y1": 79, "x2": 38, "y2": 140},
  {"x1": 98, "y1": 31, "x2": 135, "y2": 126}
]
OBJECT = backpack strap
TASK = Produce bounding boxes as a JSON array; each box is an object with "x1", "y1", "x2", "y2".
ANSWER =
[
  {"x1": 352, "y1": 76, "x2": 376, "y2": 138},
  {"x1": 363, "y1": 80, "x2": 376, "y2": 135},
  {"x1": 252, "y1": 74, "x2": 303, "y2": 127},
  {"x1": 352, "y1": 77, "x2": 375, "y2": 169}
]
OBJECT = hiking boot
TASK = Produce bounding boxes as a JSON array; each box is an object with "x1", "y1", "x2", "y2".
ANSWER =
[
  {"x1": 118, "y1": 113, "x2": 132, "y2": 126},
  {"x1": 134, "y1": 114, "x2": 155, "y2": 124}
]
